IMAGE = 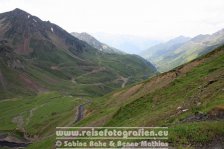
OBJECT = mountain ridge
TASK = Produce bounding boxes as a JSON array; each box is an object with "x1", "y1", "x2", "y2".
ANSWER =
[
  {"x1": 92, "y1": 32, "x2": 161, "y2": 54},
  {"x1": 142, "y1": 29, "x2": 224, "y2": 72},
  {"x1": 71, "y1": 32, "x2": 124, "y2": 54},
  {"x1": 141, "y1": 36, "x2": 190, "y2": 58}
]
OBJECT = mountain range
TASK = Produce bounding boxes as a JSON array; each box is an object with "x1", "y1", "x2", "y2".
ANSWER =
[
  {"x1": 0, "y1": 8, "x2": 223, "y2": 149},
  {"x1": 141, "y1": 29, "x2": 224, "y2": 72},
  {"x1": 141, "y1": 36, "x2": 191, "y2": 59},
  {"x1": 92, "y1": 32, "x2": 161, "y2": 54},
  {"x1": 0, "y1": 8, "x2": 157, "y2": 99}
]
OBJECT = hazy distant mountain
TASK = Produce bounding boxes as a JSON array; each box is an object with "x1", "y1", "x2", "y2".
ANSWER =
[
  {"x1": 92, "y1": 32, "x2": 161, "y2": 54},
  {"x1": 141, "y1": 36, "x2": 191, "y2": 58},
  {"x1": 142, "y1": 29, "x2": 224, "y2": 72},
  {"x1": 71, "y1": 32, "x2": 124, "y2": 54}
]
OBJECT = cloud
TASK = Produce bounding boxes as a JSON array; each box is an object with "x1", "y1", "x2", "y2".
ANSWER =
[{"x1": 0, "y1": 0, "x2": 224, "y2": 39}]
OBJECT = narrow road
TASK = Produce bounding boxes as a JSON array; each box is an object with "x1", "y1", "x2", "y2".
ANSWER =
[
  {"x1": 0, "y1": 140, "x2": 29, "y2": 148},
  {"x1": 75, "y1": 104, "x2": 84, "y2": 122},
  {"x1": 75, "y1": 99, "x2": 92, "y2": 123},
  {"x1": 121, "y1": 77, "x2": 128, "y2": 88}
]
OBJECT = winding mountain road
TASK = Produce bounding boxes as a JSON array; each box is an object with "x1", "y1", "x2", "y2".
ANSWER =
[
  {"x1": 0, "y1": 98, "x2": 92, "y2": 148},
  {"x1": 75, "y1": 99, "x2": 92, "y2": 123}
]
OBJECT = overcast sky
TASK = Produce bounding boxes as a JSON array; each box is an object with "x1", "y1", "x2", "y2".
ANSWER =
[{"x1": 1, "y1": 0, "x2": 224, "y2": 40}]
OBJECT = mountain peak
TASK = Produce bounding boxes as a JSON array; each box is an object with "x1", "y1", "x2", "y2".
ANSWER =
[
  {"x1": 0, "y1": 8, "x2": 32, "y2": 22},
  {"x1": 13, "y1": 8, "x2": 25, "y2": 12},
  {"x1": 0, "y1": 9, "x2": 92, "y2": 55},
  {"x1": 10, "y1": 8, "x2": 29, "y2": 15},
  {"x1": 71, "y1": 32, "x2": 125, "y2": 54}
]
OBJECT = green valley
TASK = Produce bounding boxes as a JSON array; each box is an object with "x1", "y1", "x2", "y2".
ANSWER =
[
  {"x1": 0, "y1": 5, "x2": 223, "y2": 149},
  {"x1": 14, "y1": 38, "x2": 224, "y2": 149}
]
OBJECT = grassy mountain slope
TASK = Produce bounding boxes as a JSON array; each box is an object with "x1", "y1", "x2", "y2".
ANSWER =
[
  {"x1": 74, "y1": 45, "x2": 224, "y2": 147},
  {"x1": 3, "y1": 45, "x2": 223, "y2": 149}
]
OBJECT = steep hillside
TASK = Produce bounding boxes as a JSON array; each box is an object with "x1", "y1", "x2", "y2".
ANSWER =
[
  {"x1": 74, "y1": 45, "x2": 224, "y2": 148},
  {"x1": 0, "y1": 9, "x2": 157, "y2": 99},
  {"x1": 71, "y1": 32, "x2": 124, "y2": 54},
  {"x1": 142, "y1": 29, "x2": 224, "y2": 72}
]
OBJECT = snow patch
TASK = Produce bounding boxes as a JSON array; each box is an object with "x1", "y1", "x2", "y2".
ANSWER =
[
  {"x1": 102, "y1": 45, "x2": 108, "y2": 49},
  {"x1": 27, "y1": 15, "x2": 30, "y2": 19},
  {"x1": 33, "y1": 19, "x2": 37, "y2": 23},
  {"x1": 51, "y1": 27, "x2": 54, "y2": 32}
]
